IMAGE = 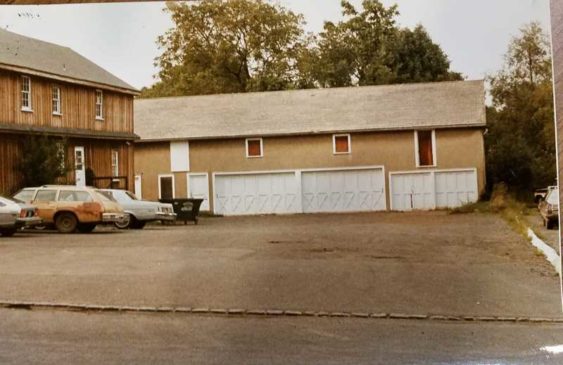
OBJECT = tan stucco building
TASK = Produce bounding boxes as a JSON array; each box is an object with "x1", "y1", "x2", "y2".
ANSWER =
[{"x1": 134, "y1": 80, "x2": 486, "y2": 215}]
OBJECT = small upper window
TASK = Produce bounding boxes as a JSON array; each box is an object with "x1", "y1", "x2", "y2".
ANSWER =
[
  {"x1": 95, "y1": 90, "x2": 103, "y2": 120},
  {"x1": 52, "y1": 86, "x2": 61, "y2": 115},
  {"x1": 21, "y1": 76, "x2": 32, "y2": 111},
  {"x1": 416, "y1": 130, "x2": 436, "y2": 167},
  {"x1": 333, "y1": 134, "x2": 351, "y2": 154},
  {"x1": 111, "y1": 150, "x2": 119, "y2": 176},
  {"x1": 246, "y1": 138, "x2": 263, "y2": 158}
]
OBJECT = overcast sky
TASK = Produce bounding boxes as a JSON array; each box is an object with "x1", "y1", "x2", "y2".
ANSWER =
[{"x1": 0, "y1": 0, "x2": 551, "y2": 90}]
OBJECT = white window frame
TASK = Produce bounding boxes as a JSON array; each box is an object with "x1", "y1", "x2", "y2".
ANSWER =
[
  {"x1": 95, "y1": 89, "x2": 104, "y2": 120},
  {"x1": 332, "y1": 134, "x2": 351, "y2": 155},
  {"x1": 158, "y1": 174, "x2": 175, "y2": 200},
  {"x1": 245, "y1": 138, "x2": 263, "y2": 158},
  {"x1": 21, "y1": 76, "x2": 32, "y2": 112},
  {"x1": 414, "y1": 130, "x2": 437, "y2": 168},
  {"x1": 111, "y1": 150, "x2": 119, "y2": 177},
  {"x1": 52, "y1": 85, "x2": 62, "y2": 115}
]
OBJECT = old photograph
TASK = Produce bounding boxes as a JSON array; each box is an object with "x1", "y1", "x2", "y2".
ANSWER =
[{"x1": 0, "y1": 0, "x2": 562, "y2": 364}]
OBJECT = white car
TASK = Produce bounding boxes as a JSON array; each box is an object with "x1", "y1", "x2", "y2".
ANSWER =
[
  {"x1": 0, "y1": 196, "x2": 42, "y2": 236},
  {"x1": 99, "y1": 189, "x2": 176, "y2": 229}
]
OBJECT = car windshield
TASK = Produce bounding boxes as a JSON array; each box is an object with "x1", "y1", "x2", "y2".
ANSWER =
[
  {"x1": 547, "y1": 189, "x2": 559, "y2": 205},
  {"x1": 13, "y1": 189, "x2": 35, "y2": 203},
  {"x1": 125, "y1": 191, "x2": 138, "y2": 200},
  {"x1": 95, "y1": 190, "x2": 116, "y2": 202},
  {"x1": 0, "y1": 196, "x2": 16, "y2": 205}
]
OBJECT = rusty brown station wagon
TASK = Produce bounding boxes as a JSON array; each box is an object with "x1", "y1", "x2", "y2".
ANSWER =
[{"x1": 13, "y1": 185, "x2": 126, "y2": 233}]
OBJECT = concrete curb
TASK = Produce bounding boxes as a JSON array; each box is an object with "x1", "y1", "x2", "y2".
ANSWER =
[
  {"x1": 1, "y1": 300, "x2": 562, "y2": 324},
  {"x1": 527, "y1": 228, "x2": 561, "y2": 275}
]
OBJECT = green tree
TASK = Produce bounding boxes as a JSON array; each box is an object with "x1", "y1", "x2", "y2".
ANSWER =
[
  {"x1": 486, "y1": 22, "x2": 555, "y2": 194},
  {"x1": 311, "y1": 1, "x2": 461, "y2": 87},
  {"x1": 141, "y1": 0, "x2": 307, "y2": 97},
  {"x1": 18, "y1": 135, "x2": 68, "y2": 188}
]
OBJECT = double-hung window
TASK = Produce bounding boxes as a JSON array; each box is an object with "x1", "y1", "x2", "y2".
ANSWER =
[
  {"x1": 95, "y1": 90, "x2": 104, "y2": 120},
  {"x1": 52, "y1": 86, "x2": 62, "y2": 115},
  {"x1": 21, "y1": 76, "x2": 32, "y2": 111}
]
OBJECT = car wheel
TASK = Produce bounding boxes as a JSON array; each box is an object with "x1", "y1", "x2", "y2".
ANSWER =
[
  {"x1": 0, "y1": 228, "x2": 17, "y2": 237},
  {"x1": 55, "y1": 212, "x2": 78, "y2": 233},
  {"x1": 130, "y1": 217, "x2": 146, "y2": 230},
  {"x1": 114, "y1": 214, "x2": 131, "y2": 229},
  {"x1": 77, "y1": 223, "x2": 96, "y2": 233}
]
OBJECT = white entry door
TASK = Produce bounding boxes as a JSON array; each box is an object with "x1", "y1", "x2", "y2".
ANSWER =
[
  {"x1": 390, "y1": 169, "x2": 478, "y2": 211},
  {"x1": 301, "y1": 168, "x2": 386, "y2": 213},
  {"x1": 74, "y1": 146, "x2": 86, "y2": 187},
  {"x1": 188, "y1": 173, "x2": 210, "y2": 211},
  {"x1": 134, "y1": 175, "x2": 142, "y2": 199},
  {"x1": 214, "y1": 172, "x2": 299, "y2": 215}
]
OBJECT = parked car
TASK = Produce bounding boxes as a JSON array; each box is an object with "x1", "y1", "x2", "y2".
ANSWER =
[
  {"x1": 534, "y1": 185, "x2": 557, "y2": 204},
  {"x1": 539, "y1": 188, "x2": 559, "y2": 230},
  {"x1": 0, "y1": 196, "x2": 42, "y2": 236},
  {"x1": 99, "y1": 189, "x2": 176, "y2": 229},
  {"x1": 13, "y1": 185, "x2": 127, "y2": 233}
]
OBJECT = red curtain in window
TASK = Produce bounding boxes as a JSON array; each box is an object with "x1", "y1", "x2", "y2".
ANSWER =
[
  {"x1": 247, "y1": 140, "x2": 262, "y2": 157},
  {"x1": 418, "y1": 131, "x2": 433, "y2": 166},
  {"x1": 335, "y1": 136, "x2": 349, "y2": 153}
]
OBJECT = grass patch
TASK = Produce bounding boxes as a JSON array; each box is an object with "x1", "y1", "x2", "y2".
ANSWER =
[{"x1": 448, "y1": 201, "x2": 490, "y2": 214}]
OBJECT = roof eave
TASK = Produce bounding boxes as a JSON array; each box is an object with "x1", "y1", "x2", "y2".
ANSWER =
[
  {"x1": 134, "y1": 123, "x2": 487, "y2": 143},
  {"x1": 0, "y1": 123, "x2": 139, "y2": 141},
  {"x1": 0, "y1": 63, "x2": 140, "y2": 95}
]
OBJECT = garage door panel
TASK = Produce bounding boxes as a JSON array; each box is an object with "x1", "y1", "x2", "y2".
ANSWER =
[
  {"x1": 391, "y1": 170, "x2": 478, "y2": 211},
  {"x1": 215, "y1": 172, "x2": 299, "y2": 215},
  {"x1": 302, "y1": 169, "x2": 385, "y2": 213}
]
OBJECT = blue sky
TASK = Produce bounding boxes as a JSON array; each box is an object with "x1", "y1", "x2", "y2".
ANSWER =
[{"x1": 0, "y1": 0, "x2": 551, "y2": 90}]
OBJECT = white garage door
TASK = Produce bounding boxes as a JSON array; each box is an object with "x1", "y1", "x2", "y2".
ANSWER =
[
  {"x1": 214, "y1": 172, "x2": 299, "y2": 215},
  {"x1": 302, "y1": 168, "x2": 386, "y2": 213},
  {"x1": 390, "y1": 172, "x2": 435, "y2": 211},
  {"x1": 390, "y1": 169, "x2": 478, "y2": 211},
  {"x1": 435, "y1": 170, "x2": 478, "y2": 208}
]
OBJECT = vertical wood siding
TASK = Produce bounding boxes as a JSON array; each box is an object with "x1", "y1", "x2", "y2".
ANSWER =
[
  {"x1": 0, "y1": 69, "x2": 134, "y2": 134},
  {"x1": 0, "y1": 134, "x2": 133, "y2": 194}
]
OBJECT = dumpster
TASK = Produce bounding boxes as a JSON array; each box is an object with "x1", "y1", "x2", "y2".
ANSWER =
[{"x1": 159, "y1": 198, "x2": 204, "y2": 225}]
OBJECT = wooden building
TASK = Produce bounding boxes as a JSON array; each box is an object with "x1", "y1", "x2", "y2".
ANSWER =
[{"x1": 0, "y1": 29, "x2": 138, "y2": 194}]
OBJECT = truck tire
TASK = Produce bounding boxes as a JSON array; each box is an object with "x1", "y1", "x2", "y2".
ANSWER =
[{"x1": 55, "y1": 212, "x2": 78, "y2": 233}]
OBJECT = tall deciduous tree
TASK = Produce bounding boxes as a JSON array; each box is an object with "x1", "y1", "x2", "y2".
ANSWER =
[
  {"x1": 311, "y1": 1, "x2": 461, "y2": 87},
  {"x1": 486, "y1": 22, "x2": 555, "y2": 194},
  {"x1": 141, "y1": 0, "x2": 307, "y2": 97}
]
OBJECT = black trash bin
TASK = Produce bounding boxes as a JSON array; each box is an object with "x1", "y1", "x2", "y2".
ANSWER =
[{"x1": 159, "y1": 198, "x2": 204, "y2": 225}]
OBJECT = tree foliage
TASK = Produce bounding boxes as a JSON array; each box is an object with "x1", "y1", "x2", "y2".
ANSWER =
[
  {"x1": 18, "y1": 135, "x2": 68, "y2": 188},
  {"x1": 486, "y1": 22, "x2": 555, "y2": 194},
  {"x1": 142, "y1": 0, "x2": 462, "y2": 97},
  {"x1": 141, "y1": 0, "x2": 306, "y2": 97}
]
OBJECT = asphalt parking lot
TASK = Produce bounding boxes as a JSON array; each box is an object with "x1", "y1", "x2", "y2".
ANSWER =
[{"x1": 0, "y1": 211, "x2": 560, "y2": 317}]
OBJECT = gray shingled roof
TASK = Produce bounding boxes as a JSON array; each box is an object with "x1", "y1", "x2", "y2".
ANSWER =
[
  {"x1": 134, "y1": 80, "x2": 486, "y2": 141},
  {"x1": 0, "y1": 28, "x2": 137, "y2": 92}
]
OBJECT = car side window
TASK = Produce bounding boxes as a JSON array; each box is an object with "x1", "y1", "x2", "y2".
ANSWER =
[
  {"x1": 34, "y1": 189, "x2": 57, "y2": 202},
  {"x1": 58, "y1": 191, "x2": 93, "y2": 202}
]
